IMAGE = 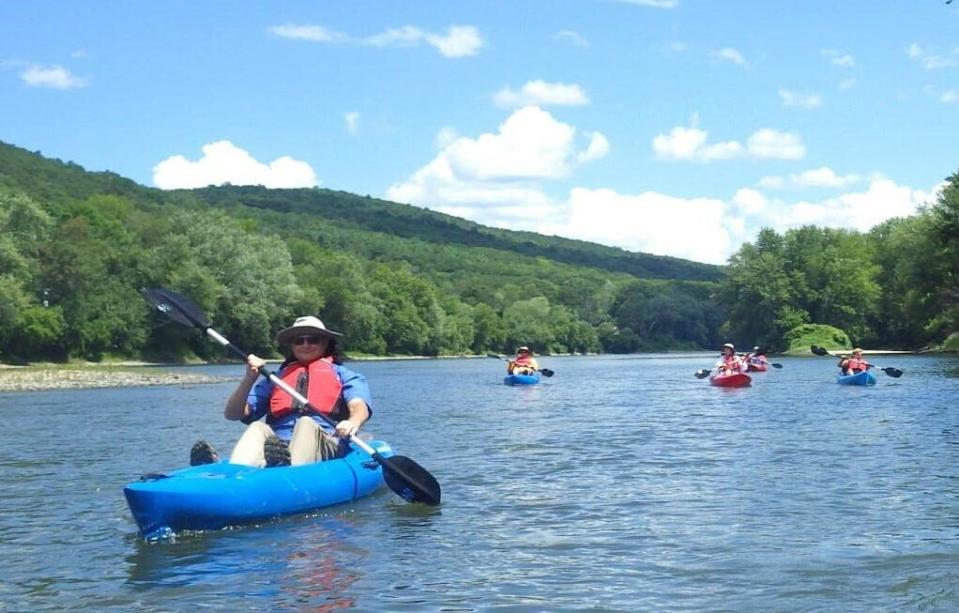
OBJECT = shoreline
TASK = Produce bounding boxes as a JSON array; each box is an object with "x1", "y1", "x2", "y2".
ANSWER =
[{"x1": 0, "y1": 368, "x2": 233, "y2": 393}]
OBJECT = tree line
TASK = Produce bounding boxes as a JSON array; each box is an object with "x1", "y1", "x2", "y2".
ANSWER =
[
  {"x1": 0, "y1": 138, "x2": 956, "y2": 362},
  {"x1": 719, "y1": 169, "x2": 958, "y2": 351}
]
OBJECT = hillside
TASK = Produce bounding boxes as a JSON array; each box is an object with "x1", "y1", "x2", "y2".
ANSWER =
[{"x1": 0, "y1": 139, "x2": 725, "y2": 361}]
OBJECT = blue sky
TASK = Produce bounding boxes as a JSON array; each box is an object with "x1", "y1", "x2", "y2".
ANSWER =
[{"x1": 2, "y1": 1, "x2": 957, "y2": 264}]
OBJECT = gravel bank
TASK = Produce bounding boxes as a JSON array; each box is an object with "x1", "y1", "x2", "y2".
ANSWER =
[{"x1": 0, "y1": 368, "x2": 232, "y2": 392}]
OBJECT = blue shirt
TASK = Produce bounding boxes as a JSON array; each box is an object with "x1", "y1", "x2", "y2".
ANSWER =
[{"x1": 244, "y1": 362, "x2": 373, "y2": 441}]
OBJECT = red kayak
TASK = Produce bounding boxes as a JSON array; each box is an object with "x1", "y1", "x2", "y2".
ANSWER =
[
  {"x1": 746, "y1": 362, "x2": 768, "y2": 373},
  {"x1": 709, "y1": 372, "x2": 752, "y2": 387}
]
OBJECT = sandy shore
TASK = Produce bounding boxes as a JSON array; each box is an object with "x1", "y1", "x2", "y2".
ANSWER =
[{"x1": 0, "y1": 368, "x2": 233, "y2": 392}]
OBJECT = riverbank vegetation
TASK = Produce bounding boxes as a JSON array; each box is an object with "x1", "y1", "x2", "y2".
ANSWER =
[{"x1": 0, "y1": 140, "x2": 956, "y2": 363}]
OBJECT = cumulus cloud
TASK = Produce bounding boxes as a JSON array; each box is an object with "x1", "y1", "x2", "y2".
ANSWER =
[
  {"x1": 492, "y1": 80, "x2": 590, "y2": 109},
  {"x1": 152, "y1": 141, "x2": 318, "y2": 189},
  {"x1": 544, "y1": 188, "x2": 734, "y2": 264},
  {"x1": 711, "y1": 48, "x2": 746, "y2": 65},
  {"x1": 268, "y1": 23, "x2": 482, "y2": 58},
  {"x1": 20, "y1": 64, "x2": 87, "y2": 89},
  {"x1": 554, "y1": 30, "x2": 589, "y2": 47},
  {"x1": 746, "y1": 129, "x2": 805, "y2": 159},
  {"x1": 941, "y1": 90, "x2": 959, "y2": 104},
  {"x1": 758, "y1": 167, "x2": 860, "y2": 189},
  {"x1": 779, "y1": 89, "x2": 822, "y2": 108},
  {"x1": 386, "y1": 106, "x2": 607, "y2": 226},
  {"x1": 653, "y1": 117, "x2": 803, "y2": 161}
]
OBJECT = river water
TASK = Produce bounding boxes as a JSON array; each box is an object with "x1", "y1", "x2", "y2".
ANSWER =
[{"x1": 1, "y1": 353, "x2": 958, "y2": 611}]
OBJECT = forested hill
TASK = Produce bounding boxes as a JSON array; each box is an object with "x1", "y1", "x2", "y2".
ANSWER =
[
  {"x1": 0, "y1": 141, "x2": 720, "y2": 283},
  {"x1": 0, "y1": 139, "x2": 727, "y2": 362},
  {"x1": 187, "y1": 185, "x2": 722, "y2": 283}
]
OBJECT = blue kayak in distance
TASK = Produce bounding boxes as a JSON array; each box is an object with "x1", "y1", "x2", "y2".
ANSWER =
[
  {"x1": 124, "y1": 440, "x2": 393, "y2": 540},
  {"x1": 836, "y1": 371, "x2": 877, "y2": 386},
  {"x1": 504, "y1": 373, "x2": 541, "y2": 386}
]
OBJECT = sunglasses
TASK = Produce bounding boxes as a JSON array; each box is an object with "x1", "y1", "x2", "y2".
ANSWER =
[{"x1": 293, "y1": 335, "x2": 325, "y2": 346}]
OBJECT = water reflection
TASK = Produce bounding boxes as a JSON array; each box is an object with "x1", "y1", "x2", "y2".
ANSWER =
[{"x1": 126, "y1": 517, "x2": 368, "y2": 611}]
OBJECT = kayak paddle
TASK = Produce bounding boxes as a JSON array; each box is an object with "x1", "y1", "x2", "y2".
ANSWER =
[
  {"x1": 810, "y1": 345, "x2": 903, "y2": 378},
  {"x1": 694, "y1": 368, "x2": 712, "y2": 379},
  {"x1": 141, "y1": 287, "x2": 441, "y2": 505},
  {"x1": 486, "y1": 353, "x2": 555, "y2": 377}
]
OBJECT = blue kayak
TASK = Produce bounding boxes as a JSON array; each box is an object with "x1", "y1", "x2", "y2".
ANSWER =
[
  {"x1": 837, "y1": 371, "x2": 876, "y2": 386},
  {"x1": 124, "y1": 440, "x2": 393, "y2": 539},
  {"x1": 504, "y1": 373, "x2": 541, "y2": 385}
]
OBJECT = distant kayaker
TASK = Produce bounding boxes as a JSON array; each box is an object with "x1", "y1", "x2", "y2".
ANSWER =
[
  {"x1": 838, "y1": 348, "x2": 871, "y2": 376},
  {"x1": 189, "y1": 315, "x2": 372, "y2": 468},
  {"x1": 744, "y1": 346, "x2": 769, "y2": 369},
  {"x1": 508, "y1": 346, "x2": 540, "y2": 376},
  {"x1": 715, "y1": 342, "x2": 744, "y2": 375}
]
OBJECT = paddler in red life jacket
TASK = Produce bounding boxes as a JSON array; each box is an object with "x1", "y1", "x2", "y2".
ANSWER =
[
  {"x1": 838, "y1": 347, "x2": 871, "y2": 376},
  {"x1": 715, "y1": 342, "x2": 744, "y2": 375},
  {"x1": 746, "y1": 345, "x2": 769, "y2": 368},
  {"x1": 508, "y1": 346, "x2": 539, "y2": 376},
  {"x1": 189, "y1": 315, "x2": 372, "y2": 468}
]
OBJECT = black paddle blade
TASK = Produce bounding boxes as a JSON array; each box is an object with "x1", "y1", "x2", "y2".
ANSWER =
[
  {"x1": 694, "y1": 369, "x2": 711, "y2": 379},
  {"x1": 810, "y1": 345, "x2": 829, "y2": 356},
  {"x1": 882, "y1": 367, "x2": 904, "y2": 378},
  {"x1": 539, "y1": 368, "x2": 555, "y2": 377},
  {"x1": 379, "y1": 454, "x2": 441, "y2": 505},
  {"x1": 140, "y1": 287, "x2": 209, "y2": 329},
  {"x1": 770, "y1": 363, "x2": 783, "y2": 369}
]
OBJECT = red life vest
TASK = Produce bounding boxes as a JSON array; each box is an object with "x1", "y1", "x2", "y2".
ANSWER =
[
  {"x1": 721, "y1": 354, "x2": 742, "y2": 371},
  {"x1": 269, "y1": 358, "x2": 343, "y2": 419},
  {"x1": 845, "y1": 358, "x2": 869, "y2": 372}
]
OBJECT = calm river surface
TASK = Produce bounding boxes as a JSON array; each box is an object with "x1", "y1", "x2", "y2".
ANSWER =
[{"x1": 1, "y1": 353, "x2": 958, "y2": 611}]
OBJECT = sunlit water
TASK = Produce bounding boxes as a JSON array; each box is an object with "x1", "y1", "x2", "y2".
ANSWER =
[{"x1": 1, "y1": 354, "x2": 958, "y2": 611}]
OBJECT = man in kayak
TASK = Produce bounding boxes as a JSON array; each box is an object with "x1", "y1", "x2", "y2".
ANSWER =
[
  {"x1": 507, "y1": 346, "x2": 539, "y2": 376},
  {"x1": 715, "y1": 342, "x2": 744, "y2": 375},
  {"x1": 838, "y1": 348, "x2": 871, "y2": 376},
  {"x1": 190, "y1": 315, "x2": 372, "y2": 467}
]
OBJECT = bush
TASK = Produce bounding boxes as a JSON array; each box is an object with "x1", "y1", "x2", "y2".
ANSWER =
[{"x1": 783, "y1": 323, "x2": 849, "y2": 354}]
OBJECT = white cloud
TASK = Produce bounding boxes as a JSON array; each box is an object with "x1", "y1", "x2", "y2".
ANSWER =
[
  {"x1": 555, "y1": 30, "x2": 589, "y2": 47},
  {"x1": 941, "y1": 90, "x2": 959, "y2": 104},
  {"x1": 492, "y1": 80, "x2": 590, "y2": 109},
  {"x1": 746, "y1": 129, "x2": 805, "y2": 160},
  {"x1": 20, "y1": 64, "x2": 86, "y2": 89},
  {"x1": 838, "y1": 78, "x2": 856, "y2": 90},
  {"x1": 711, "y1": 48, "x2": 746, "y2": 65},
  {"x1": 906, "y1": 43, "x2": 957, "y2": 69},
  {"x1": 759, "y1": 167, "x2": 860, "y2": 189},
  {"x1": 268, "y1": 24, "x2": 348, "y2": 43},
  {"x1": 652, "y1": 118, "x2": 803, "y2": 162},
  {"x1": 653, "y1": 124, "x2": 743, "y2": 160},
  {"x1": 365, "y1": 25, "x2": 483, "y2": 57},
  {"x1": 779, "y1": 89, "x2": 822, "y2": 108},
  {"x1": 344, "y1": 111, "x2": 360, "y2": 134},
  {"x1": 548, "y1": 188, "x2": 733, "y2": 264},
  {"x1": 153, "y1": 141, "x2": 318, "y2": 189},
  {"x1": 268, "y1": 23, "x2": 482, "y2": 58},
  {"x1": 387, "y1": 107, "x2": 606, "y2": 226},
  {"x1": 577, "y1": 132, "x2": 611, "y2": 162},
  {"x1": 612, "y1": 0, "x2": 679, "y2": 7},
  {"x1": 385, "y1": 108, "x2": 936, "y2": 265}
]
